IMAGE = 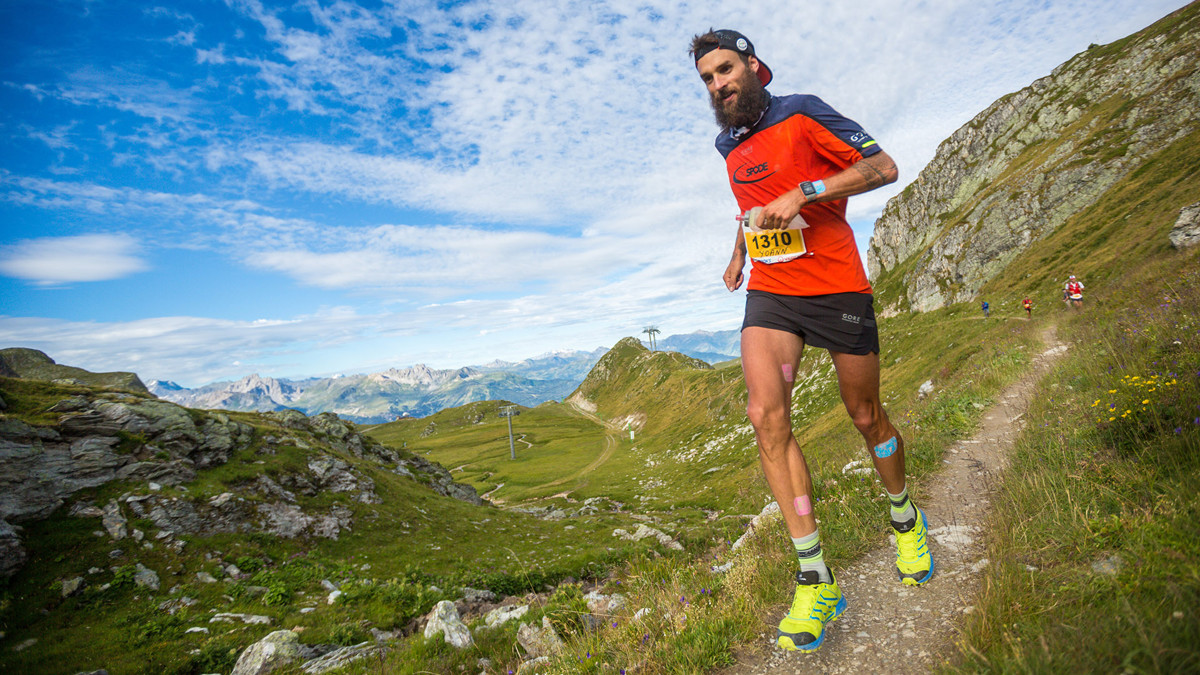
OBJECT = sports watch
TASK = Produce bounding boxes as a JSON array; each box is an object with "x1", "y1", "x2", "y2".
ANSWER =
[{"x1": 799, "y1": 179, "x2": 826, "y2": 200}]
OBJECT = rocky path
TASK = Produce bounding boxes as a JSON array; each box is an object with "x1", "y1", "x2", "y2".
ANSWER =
[{"x1": 718, "y1": 327, "x2": 1068, "y2": 675}]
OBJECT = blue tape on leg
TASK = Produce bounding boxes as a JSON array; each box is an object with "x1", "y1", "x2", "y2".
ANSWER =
[{"x1": 873, "y1": 436, "x2": 897, "y2": 459}]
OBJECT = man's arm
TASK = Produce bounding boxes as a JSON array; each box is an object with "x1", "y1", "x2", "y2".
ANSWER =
[
  {"x1": 724, "y1": 223, "x2": 747, "y2": 291},
  {"x1": 755, "y1": 150, "x2": 899, "y2": 230}
]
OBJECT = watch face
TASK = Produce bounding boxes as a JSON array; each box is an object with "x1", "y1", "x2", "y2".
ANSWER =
[{"x1": 800, "y1": 182, "x2": 816, "y2": 196}]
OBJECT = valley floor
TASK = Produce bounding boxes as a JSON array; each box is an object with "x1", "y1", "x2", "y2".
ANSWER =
[{"x1": 717, "y1": 326, "x2": 1068, "y2": 674}]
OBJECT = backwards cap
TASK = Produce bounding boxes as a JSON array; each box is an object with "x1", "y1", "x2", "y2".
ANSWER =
[{"x1": 693, "y1": 29, "x2": 773, "y2": 87}]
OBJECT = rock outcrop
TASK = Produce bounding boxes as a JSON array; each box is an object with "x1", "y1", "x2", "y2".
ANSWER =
[
  {"x1": 868, "y1": 5, "x2": 1200, "y2": 311},
  {"x1": 0, "y1": 367, "x2": 483, "y2": 578}
]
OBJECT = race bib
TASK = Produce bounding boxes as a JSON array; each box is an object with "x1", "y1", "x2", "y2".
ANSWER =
[{"x1": 740, "y1": 207, "x2": 808, "y2": 264}]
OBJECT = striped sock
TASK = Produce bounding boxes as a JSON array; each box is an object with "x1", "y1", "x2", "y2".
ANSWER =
[
  {"x1": 792, "y1": 530, "x2": 832, "y2": 584},
  {"x1": 888, "y1": 487, "x2": 916, "y2": 523}
]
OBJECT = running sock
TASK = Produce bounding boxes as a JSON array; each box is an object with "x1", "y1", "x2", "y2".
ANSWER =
[
  {"x1": 792, "y1": 530, "x2": 832, "y2": 584},
  {"x1": 888, "y1": 487, "x2": 916, "y2": 524}
]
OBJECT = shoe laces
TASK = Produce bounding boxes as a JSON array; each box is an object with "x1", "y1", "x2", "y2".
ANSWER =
[
  {"x1": 895, "y1": 519, "x2": 925, "y2": 561},
  {"x1": 789, "y1": 581, "x2": 827, "y2": 619}
]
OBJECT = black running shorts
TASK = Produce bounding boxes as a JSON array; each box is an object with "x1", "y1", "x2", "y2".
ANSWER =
[{"x1": 741, "y1": 290, "x2": 880, "y2": 355}]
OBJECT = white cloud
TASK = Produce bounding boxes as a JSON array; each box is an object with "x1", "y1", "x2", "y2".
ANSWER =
[
  {"x1": 0, "y1": 0, "x2": 1189, "y2": 384},
  {"x1": 0, "y1": 234, "x2": 149, "y2": 284}
]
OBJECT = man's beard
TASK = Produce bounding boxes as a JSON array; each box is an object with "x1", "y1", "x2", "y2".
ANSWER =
[{"x1": 711, "y1": 68, "x2": 770, "y2": 132}]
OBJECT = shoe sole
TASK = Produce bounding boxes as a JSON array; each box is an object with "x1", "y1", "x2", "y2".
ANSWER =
[{"x1": 776, "y1": 594, "x2": 848, "y2": 653}]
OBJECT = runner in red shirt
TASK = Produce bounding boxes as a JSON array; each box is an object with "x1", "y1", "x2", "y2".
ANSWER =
[
  {"x1": 692, "y1": 29, "x2": 932, "y2": 655},
  {"x1": 1064, "y1": 275, "x2": 1085, "y2": 309}
]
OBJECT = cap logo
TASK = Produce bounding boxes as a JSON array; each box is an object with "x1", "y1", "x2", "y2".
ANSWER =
[{"x1": 736, "y1": 37, "x2": 748, "y2": 51}]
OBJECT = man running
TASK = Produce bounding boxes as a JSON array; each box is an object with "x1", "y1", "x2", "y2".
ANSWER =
[
  {"x1": 1065, "y1": 275, "x2": 1085, "y2": 308},
  {"x1": 1023, "y1": 296, "x2": 1033, "y2": 318},
  {"x1": 691, "y1": 29, "x2": 933, "y2": 654},
  {"x1": 981, "y1": 300, "x2": 990, "y2": 318}
]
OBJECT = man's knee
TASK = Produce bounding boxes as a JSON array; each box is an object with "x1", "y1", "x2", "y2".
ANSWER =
[
  {"x1": 846, "y1": 400, "x2": 884, "y2": 436},
  {"x1": 747, "y1": 401, "x2": 789, "y2": 440}
]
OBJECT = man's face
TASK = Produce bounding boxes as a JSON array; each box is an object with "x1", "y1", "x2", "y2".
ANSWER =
[{"x1": 696, "y1": 49, "x2": 767, "y2": 130}]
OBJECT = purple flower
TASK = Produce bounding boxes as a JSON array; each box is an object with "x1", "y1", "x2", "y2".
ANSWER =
[{"x1": 1175, "y1": 427, "x2": 1183, "y2": 434}]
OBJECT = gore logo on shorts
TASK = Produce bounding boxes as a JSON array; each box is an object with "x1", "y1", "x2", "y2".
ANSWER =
[{"x1": 842, "y1": 313, "x2": 861, "y2": 324}]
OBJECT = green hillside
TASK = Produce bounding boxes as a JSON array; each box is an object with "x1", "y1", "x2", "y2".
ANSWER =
[{"x1": 0, "y1": 347, "x2": 148, "y2": 394}]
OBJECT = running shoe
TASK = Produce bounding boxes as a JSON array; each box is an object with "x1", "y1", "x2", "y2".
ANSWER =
[
  {"x1": 776, "y1": 569, "x2": 846, "y2": 652},
  {"x1": 893, "y1": 507, "x2": 934, "y2": 585}
]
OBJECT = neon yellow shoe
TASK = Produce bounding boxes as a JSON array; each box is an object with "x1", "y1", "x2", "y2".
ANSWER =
[
  {"x1": 776, "y1": 570, "x2": 846, "y2": 652},
  {"x1": 893, "y1": 507, "x2": 934, "y2": 585}
]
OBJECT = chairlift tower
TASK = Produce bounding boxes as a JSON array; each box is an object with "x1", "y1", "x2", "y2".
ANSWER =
[{"x1": 498, "y1": 405, "x2": 520, "y2": 459}]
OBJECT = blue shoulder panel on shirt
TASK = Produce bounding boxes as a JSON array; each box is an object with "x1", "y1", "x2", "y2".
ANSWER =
[{"x1": 715, "y1": 94, "x2": 882, "y2": 158}]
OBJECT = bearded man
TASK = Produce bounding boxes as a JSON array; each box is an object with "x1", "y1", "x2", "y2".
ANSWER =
[{"x1": 691, "y1": 29, "x2": 933, "y2": 654}]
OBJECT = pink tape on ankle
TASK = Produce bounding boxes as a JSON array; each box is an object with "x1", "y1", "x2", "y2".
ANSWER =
[
  {"x1": 781, "y1": 363, "x2": 794, "y2": 383},
  {"x1": 794, "y1": 495, "x2": 812, "y2": 516}
]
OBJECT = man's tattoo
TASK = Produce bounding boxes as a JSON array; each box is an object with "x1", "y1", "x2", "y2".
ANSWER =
[{"x1": 853, "y1": 158, "x2": 888, "y2": 188}]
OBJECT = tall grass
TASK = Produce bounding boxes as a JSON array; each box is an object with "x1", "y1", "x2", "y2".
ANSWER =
[{"x1": 947, "y1": 249, "x2": 1200, "y2": 674}]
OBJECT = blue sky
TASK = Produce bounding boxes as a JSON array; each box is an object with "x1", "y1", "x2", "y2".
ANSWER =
[{"x1": 0, "y1": 0, "x2": 1188, "y2": 386}]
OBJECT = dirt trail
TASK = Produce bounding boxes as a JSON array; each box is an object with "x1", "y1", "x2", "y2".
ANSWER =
[
  {"x1": 718, "y1": 326, "x2": 1068, "y2": 675},
  {"x1": 525, "y1": 400, "x2": 619, "y2": 493}
]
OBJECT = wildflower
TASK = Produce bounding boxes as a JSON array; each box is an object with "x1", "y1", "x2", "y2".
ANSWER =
[
  {"x1": 1142, "y1": 399, "x2": 1150, "y2": 405},
  {"x1": 1092, "y1": 400, "x2": 1100, "y2": 407}
]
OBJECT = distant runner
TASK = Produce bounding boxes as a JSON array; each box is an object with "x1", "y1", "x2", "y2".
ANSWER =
[
  {"x1": 1023, "y1": 296, "x2": 1033, "y2": 318},
  {"x1": 1065, "y1": 275, "x2": 1085, "y2": 309},
  {"x1": 691, "y1": 29, "x2": 933, "y2": 655},
  {"x1": 981, "y1": 300, "x2": 990, "y2": 318}
]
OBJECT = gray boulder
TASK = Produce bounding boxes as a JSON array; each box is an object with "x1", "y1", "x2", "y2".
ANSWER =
[
  {"x1": 231, "y1": 630, "x2": 306, "y2": 675},
  {"x1": 101, "y1": 501, "x2": 127, "y2": 540},
  {"x1": 1169, "y1": 202, "x2": 1200, "y2": 249},
  {"x1": 424, "y1": 600, "x2": 473, "y2": 649},
  {"x1": 515, "y1": 617, "x2": 564, "y2": 659},
  {"x1": 133, "y1": 563, "x2": 160, "y2": 591},
  {"x1": 484, "y1": 604, "x2": 529, "y2": 628},
  {"x1": 299, "y1": 642, "x2": 385, "y2": 674}
]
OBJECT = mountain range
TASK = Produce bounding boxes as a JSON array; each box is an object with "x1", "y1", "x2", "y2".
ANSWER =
[{"x1": 148, "y1": 333, "x2": 740, "y2": 423}]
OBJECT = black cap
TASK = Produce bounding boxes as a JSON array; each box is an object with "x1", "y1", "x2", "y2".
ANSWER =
[{"x1": 693, "y1": 29, "x2": 772, "y2": 87}]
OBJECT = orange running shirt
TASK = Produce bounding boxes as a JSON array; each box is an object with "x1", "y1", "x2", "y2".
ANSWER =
[{"x1": 716, "y1": 94, "x2": 879, "y2": 296}]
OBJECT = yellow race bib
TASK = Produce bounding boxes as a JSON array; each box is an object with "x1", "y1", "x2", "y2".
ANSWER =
[{"x1": 740, "y1": 207, "x2": 808, "y2": 264}]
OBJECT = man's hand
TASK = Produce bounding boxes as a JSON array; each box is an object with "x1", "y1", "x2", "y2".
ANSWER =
[
  {"x1": 724, "y1": 256, "x2": 745, "y2": 291},
  {"x1": 756, "y1": 188, "x2": 806, "y2": 230}
]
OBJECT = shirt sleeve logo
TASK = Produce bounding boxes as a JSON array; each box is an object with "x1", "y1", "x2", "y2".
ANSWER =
[{"x1": 732, "y1": 161, "x2": 775, "y2": 184}]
